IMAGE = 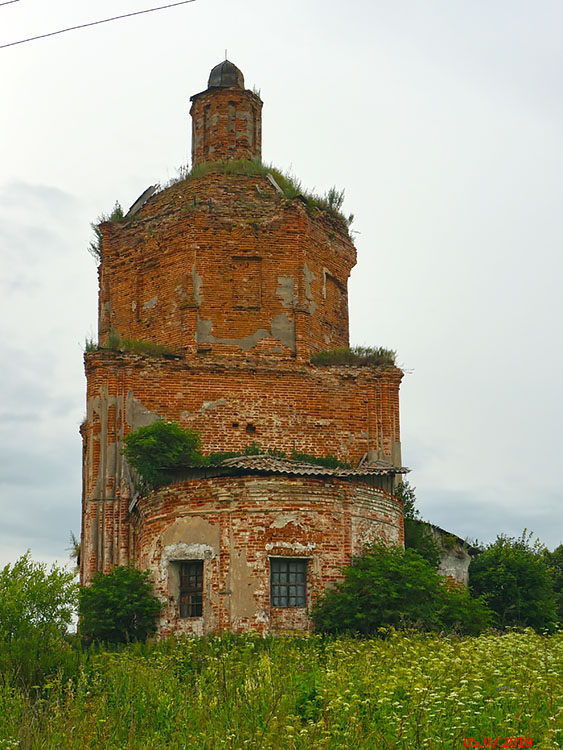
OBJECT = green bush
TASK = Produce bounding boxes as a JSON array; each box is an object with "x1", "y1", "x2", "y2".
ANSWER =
[
  {"x1": 0, "y1": 552, "x2": 78, "y2": 687},
  {"x1": 122, "y1": 420, "x2": 202, "y2": 489},
  {"x1": 311, "y1": 543, "x2": 491, "y2": 636},
  {"x1": 79, "y1": 567, "x2": 162, "y2": 645},
  {"x1": 469, "y1": 532, "x2": 558, "y2": 632}
]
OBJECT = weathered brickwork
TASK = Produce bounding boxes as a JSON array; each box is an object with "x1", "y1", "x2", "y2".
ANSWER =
[
  {"x1": 190, "y1": 86, "x2": 262, "y2": 166},
  {"x1": 80, "y1": 60, "x2": 406, "y2": 634},
  {"x1": 98, "y1": 173, "x2": 355, "y2": 362},
  {"x1": 130, "y1": 476, "x2": 403, "y2": 635}
]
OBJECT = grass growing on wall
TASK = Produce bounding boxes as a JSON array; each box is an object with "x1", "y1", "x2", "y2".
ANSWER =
[
  {"x1": 311, "y1": 346, "x2": 397, "y2": 367},
  {"x1": 171, "y1": 158, "x2": 353, "y2": 225},
  {"x1": 1, "y1": 630, "x2": 562, "y2": 748},
  {"x1": 87, "y1": 202, "x2": 126, "y2": 263},
  {"x1": 85, "y1": 329, "x2": 178, "y2": 358}
]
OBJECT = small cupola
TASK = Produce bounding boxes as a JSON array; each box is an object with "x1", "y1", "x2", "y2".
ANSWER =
[
  {"x1": 190, "y1": 61, "x2": 262, "y2": 167},
  {"x1": 208, "y1": 60, "x2": 245, "y2": 89}
]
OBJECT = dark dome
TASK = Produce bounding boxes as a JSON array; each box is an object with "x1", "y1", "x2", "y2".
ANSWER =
[{"x1": 208, "y1": 60, "x2": 245, "y2": 89}]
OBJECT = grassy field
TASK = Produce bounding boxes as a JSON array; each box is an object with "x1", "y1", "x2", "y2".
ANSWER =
[{"x1": 1, "y1": 629, "x2": 562, "y2": 749}]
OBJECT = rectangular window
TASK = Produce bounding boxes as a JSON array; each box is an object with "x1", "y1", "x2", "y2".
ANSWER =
[
  {"x1": 179, "y1": 560, "x2": 203, "y2": 618},
  {"x1": 270, "y1": 558, "x2": 307, "y2": 608}
]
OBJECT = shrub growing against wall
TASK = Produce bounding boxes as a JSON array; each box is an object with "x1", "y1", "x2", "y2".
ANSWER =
[{"x1": 311, "y1": 543, "x2": 491, "y2": 636}]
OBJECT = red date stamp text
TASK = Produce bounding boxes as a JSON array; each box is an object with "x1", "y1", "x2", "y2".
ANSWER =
[{"x1": 464, "y1": 739, "x2": 532, "y2": 748}]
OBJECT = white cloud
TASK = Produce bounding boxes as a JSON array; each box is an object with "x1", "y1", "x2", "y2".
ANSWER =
[{"x1": 1, "y1": 0, "x2": 562, "y2": 567}]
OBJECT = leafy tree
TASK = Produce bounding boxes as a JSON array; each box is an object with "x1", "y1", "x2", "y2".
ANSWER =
[
  {"x1": 396, "y1": 481, "x2": 441, "y2": 568},
  {"x1": 469, "y1": 532, "x2": 557, "y2": 632},
  {"x1": 542, "y1": 544, "x2": 563, "y2": 621},
  {"x1": 79, "y1": 566, "x2": 163, "y2": 644},
  {"x1": 311, "y1": 543, "x2": 490, "y2": 636},
  {"x1": 122, "y1": 420, "x2": 201, "y2": 489},
  {"x1": 0, "y1": 552, "x2": 78, "y2": 686}
]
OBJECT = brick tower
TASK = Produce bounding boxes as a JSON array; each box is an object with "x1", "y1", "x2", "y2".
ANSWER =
[{"x1": 80, "y1": 61, "x2": 406, "y2": 634}]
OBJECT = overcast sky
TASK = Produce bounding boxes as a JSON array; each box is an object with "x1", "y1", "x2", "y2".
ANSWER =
[{"x1": 1, "y1": 0, "x2": 562, "y2": 569}]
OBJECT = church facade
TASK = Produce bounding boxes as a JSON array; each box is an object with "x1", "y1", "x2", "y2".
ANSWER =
[{"x1": 80, "y1": 61, "x2": 406, "y2": 635}]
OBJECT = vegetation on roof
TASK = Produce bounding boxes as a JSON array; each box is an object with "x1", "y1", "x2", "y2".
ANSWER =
[
  {"x1": 311, "y1": 345, "x2": 397, "y2": 367},
  {"x1": 85, "y1": 329, "x2": 178, "y2": 358},
  {"x1": 87, "y1": 201, "x2": 126, "y2": 263},
  {"x1": 87, "y1": 159, "x2": 354, "y2": 261},
  {"x1": 203, "y1": 442, "x2": 351, "y2": 470},
  {"x1": 122, "y1": 421, "x2": 352, "y2": 490},
  {"x1": 168, "y1": 158, "x2": 354, "y2": 226}
]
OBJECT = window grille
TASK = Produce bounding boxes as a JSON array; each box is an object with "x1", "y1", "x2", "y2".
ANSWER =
[
  {"x1": 270, "y1": 558, "x2": 307, "y2": 608},
  {"x1": 179, "y1": 560, "x2": 203, "y2": 618}
]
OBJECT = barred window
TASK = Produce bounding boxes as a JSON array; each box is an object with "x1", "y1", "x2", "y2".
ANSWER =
[
  {"x1": 179, "y1": 561, "x2": 203, "y2": 618},
  {"x1": 270, "y1": 558, "x2": 307, "y2": 608}
]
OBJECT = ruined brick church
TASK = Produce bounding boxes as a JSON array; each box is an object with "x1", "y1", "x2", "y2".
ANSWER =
[{"x1": 80, "y1": 61, "x2": 406, "y2": 634}]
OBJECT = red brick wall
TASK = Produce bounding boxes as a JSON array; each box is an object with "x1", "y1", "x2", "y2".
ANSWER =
[
  {"x1": 83, "y1": 352, "x2": 402, "y2": 496},
  {"x1": 190, "y1": 87, "x2": 263, "y2": 166},
  {"x1": 129, "y1": 475, "x2": 403, "y2": 635},
  {"x1": 80, "y1": 351, "x2": 403, "y2": 588},
  {"x1": 98, "y1": 173, "x2": 355, "y2": 362}
]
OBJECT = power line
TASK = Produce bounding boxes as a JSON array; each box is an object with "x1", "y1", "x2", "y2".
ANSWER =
[
  {"x1": 0, "y1": 0, "x2": 21, "y2": 6},
  {"x1": 0, "y1": 0, "x2": 196, "y2": 49}
]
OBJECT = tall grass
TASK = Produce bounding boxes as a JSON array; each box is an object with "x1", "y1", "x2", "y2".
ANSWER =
[{"x1": 1, "y1": 630, "x2": 562, "y2": 748}]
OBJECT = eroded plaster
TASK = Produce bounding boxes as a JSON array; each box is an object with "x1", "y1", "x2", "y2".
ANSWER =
[
  {"x1": 125, "y1": 391, "x2": 161, "y2": 431},
  {"x1": 143, "y1": 296, "x2": 158, "y2": 310},
  {"x1": 192, "y1": 263, "x2": 203, "y2": 307},
  {"x1": 303, "y1": 263, "x2": 317, "y2": 314},
  {"x1": 227, "y1": 547, "x2": 260, "y2": 625},
  {"x1": 196, "y1": 315, "x2": 270, "y2": 351},
  {"x1": 270, "y1": 313, "x2": 295, "y2": 350},
  {"x1": 276, "y1": 276, "x2": 297, "y2": 308}
]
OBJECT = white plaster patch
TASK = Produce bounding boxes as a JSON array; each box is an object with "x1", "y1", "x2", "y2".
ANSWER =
[
  {"x1": 143, "y1": 296, "x2": 158, "y2": 309},
  {"x1": 271, "y1": 512, "x2": 306, "y2": 530},
  {"x1": 201, "y1": 398, "x2": 227, "y2": 412}
]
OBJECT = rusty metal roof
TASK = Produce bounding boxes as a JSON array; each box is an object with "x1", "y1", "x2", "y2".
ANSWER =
[{"x1": 217, "y1": 455, "x2": 408, "y2": 477}]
